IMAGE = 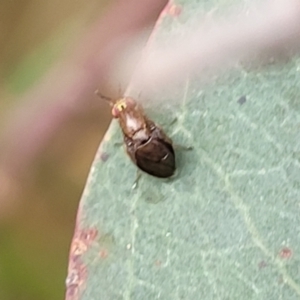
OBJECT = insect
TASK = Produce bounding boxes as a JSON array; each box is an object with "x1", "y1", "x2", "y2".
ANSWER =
[{"x1": 96, "y1": 91, "x2": 176, "y2": 178}]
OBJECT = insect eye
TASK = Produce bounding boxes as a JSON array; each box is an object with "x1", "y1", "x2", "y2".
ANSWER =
[{"x1": 111, "y1": 106, "x2": 120, "y2": 118}]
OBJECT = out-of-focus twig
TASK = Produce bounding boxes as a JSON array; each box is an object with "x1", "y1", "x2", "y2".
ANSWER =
[{"x1": 127, "y1": 0, "x2": 300, "y2": 99}]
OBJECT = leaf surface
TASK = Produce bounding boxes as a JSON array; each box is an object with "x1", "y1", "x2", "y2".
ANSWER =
[{"x1": 66, "y1": 1, "x2": 300, "y2": 299}]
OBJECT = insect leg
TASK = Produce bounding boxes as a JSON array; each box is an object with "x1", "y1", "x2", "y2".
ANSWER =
[
  {"x1": 168, "y1": 117, "x2": 178, "y2": 127},
  {"x1": 132, "y1": 170, "x2": 142, "y2": 190},
  {"x1": 173, "y1": 144, "x2": 193, "y2": 151}
]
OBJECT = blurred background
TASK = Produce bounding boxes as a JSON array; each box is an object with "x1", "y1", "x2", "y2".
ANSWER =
[
  {"x1": 0, "y1": 0, "x2": 166, "y2": 299},
  {"x1": 0, "y1": 1, "x2": 110, "y2": 299}
]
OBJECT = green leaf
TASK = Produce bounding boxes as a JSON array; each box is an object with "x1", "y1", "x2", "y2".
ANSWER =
[{"x1": 67, "y1": 2, "x2": 300, "y2": 300}]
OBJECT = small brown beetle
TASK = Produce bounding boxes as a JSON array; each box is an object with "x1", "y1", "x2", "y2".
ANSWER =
[{"x1": 96, "y1": 92, "x2": 175, "y2": 178}]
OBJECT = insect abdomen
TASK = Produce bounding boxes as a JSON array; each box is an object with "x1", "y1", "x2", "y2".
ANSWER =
[{"x1": 135, "y1": 138, "x2": 175, "y2": 178}]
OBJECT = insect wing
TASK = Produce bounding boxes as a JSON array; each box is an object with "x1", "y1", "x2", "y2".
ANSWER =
[{"x1": 135, "y1": 138, "x2": 175, "y2": 178}]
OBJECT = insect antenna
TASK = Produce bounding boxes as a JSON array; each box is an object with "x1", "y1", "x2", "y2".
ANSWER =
[{"x1": 95, "y1": 90, "x2": 114, "y2": 106}]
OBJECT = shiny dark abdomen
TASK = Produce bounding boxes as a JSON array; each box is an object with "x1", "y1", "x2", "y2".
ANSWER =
[{"x1": 135, "y1": 138, "x2": 175, "y2": 178}]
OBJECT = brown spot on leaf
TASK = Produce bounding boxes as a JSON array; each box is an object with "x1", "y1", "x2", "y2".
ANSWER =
[
  {"x1": 79, "y1": 228, "x2": 98, "y2": 244},
  {"x1": 99, "y1": 248, "x2": 109, "y2": 259},
  {"x1": 69, "y1": 227, "x2": 98, "y2": 259},
  {"x1": 100, "y1": 152, "x2": 109, "y2": 162},
  {"x1": 237, "y1": 95, "x2": 247, "y2": 105},
  {"x1": 279, "y1": 247, "x2": 293, "y2": 259},
  {"x1": 71, "y1": 239, "x2": 88, "y2": 257},
  {"x1": 65, "y1": 261, "x2": 87, "y2": 300},
  {"x1": 154, "y1": 260, "x2": 162, "y2": 267},
  {"x1": 258, "y1": 260, "x2": 267, "y2": 269}
]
